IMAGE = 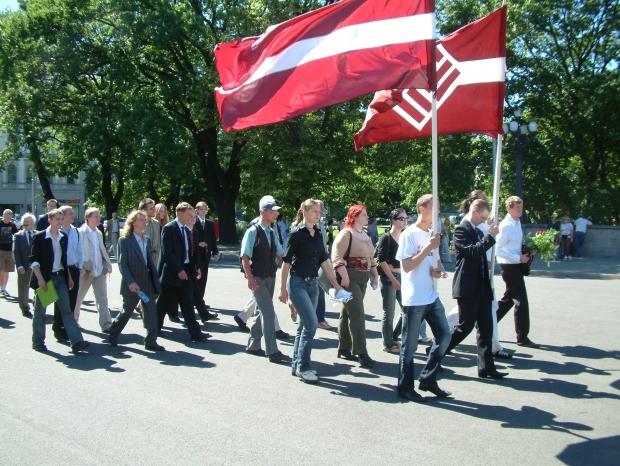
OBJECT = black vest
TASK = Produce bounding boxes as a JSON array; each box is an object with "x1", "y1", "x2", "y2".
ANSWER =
[{"x1": 250, "y1": 226, "x2": 277, "y2": 278}]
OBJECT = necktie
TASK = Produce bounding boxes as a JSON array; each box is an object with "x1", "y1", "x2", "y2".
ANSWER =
[
  {"x1": 476, "y1": 228, "x2": 484, "y2": 241},
  {"x1": 27, "y1": 231, "x2": 31, "y2": 246}
]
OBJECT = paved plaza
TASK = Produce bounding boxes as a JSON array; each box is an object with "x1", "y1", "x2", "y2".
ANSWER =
[{"x1": 0, "y1": 254, "x2": 618, "y2": 465}]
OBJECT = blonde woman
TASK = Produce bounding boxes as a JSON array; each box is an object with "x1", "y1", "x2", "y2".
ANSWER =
[
  {"x1": 279, "y1": 200, "x2": 342, "y2": 383},
  {"x1": 331, "y1": 204, "x2": 379, "y2": 369},
  {"x1": 108, "y1": 210, "x2": 164, "y2": 351},
  {"x1": 74, "y1": 207, "x2": 113, "y2": 331},
  {"x1": 154, "y1": 203, "x2": 169, "y2": 235}
]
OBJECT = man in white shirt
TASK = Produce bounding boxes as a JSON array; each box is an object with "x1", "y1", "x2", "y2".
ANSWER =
[
  {"x1": 395, "y1": 194, "x2": 452, "y2": 402},
  {"x1": 573, "y1": 213, "x2": 592, "y2": 257},
  {"x1": 74, "y1": 207, "x2": 113, "y2": 332},
  {"x1": 52, "y1": 205, "x2": 82, "y2": 342},
  {"x1": 496, "y1": 196, "x2": 537, "y2": 348}
]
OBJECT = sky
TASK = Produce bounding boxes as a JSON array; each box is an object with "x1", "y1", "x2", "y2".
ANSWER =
[{"x1": 0, "y1": 0, "x2": 18, "y2": 12}]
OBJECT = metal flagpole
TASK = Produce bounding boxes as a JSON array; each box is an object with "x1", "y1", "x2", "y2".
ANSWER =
[
  {"x1": 489, "y1": 133, "x2": 504, "y2": 278},
  {"x1": 430, "y1": 11, "x2": 441, "y2": 283}
]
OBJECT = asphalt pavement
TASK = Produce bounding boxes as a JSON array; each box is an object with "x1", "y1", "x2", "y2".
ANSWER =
[{"x1": 0, "y1": 254, "x2": 618, "y2": 465}]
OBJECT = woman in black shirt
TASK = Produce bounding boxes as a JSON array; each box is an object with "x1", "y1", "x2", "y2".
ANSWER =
[
  {"x1": 376, "y1": 208, "x2": 408, "y2": 353},
  {"x1": 279, "y1": 199, "x2": 341, "y2": 384}
]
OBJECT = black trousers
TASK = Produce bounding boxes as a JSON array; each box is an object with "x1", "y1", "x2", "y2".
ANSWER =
[
  {"x1": 448, "y1": 293, "x2": 496, "y2": 374},
  {"x1": 194, "y1": 256, "x2": 210, "y2": 319},
  {"x1": 52, "y1": 266, "x2": 80, "y2": 334},
  {"x1": 497, "y1": 264, "x2": 530, "y2": 343},
  {"x1": 157, "y1": 267, "x2": 202, "y2": 339}
]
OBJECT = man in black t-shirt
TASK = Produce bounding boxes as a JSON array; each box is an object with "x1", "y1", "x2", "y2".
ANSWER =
[{"x1": 0, "y1": 209, "x2": 19, "y2": 296}]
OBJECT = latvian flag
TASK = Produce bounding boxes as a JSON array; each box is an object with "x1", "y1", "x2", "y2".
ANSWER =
[
  {"x1": 354, "y1": 6, "x2": 507, "y2": 151},
  {"x1": 214, "y1": 0, "x2": 436, "y2": 131}
]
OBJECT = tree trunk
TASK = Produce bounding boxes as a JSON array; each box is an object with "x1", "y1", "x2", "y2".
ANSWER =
[
  {"x1": 24, "y1": 134, "x2": 55, "y2": 201},
  {"x1": 100, "y1": 156, "x2": 125, "y2": 218},
  {"x1": 194, "y1": 128, "x2": 242, "y2": 244}
]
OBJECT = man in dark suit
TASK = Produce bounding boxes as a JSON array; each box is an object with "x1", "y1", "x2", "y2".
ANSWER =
[
  {"x1": 156, "y1": 202, "x2": 208, "y2": 342},
  {"x1": 109, "y1": 210, "x2": 164, "y2": 351},
  {"x1": 194, "y1": 201, "x2": 220, "y2": 322},
  {"x1": 447, "y1": 199, "x2": 507, "y2": 379},
  {"x1": 30, "y1": 209, "x2": 88, "y2": 353},
  {"x1": 36, "y1": 199, "x2": 59, "y2": 231},
  {"x1": 12, "y1": 213, "x2": 36, "y2": 318}
]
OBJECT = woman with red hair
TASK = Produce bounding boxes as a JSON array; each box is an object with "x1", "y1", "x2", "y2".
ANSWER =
[{"x1": 331, "y1": 204, "x2": 379, "y2": 368}]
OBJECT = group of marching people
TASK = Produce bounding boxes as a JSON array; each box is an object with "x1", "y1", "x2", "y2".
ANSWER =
[{"x1": 3, "y1": 189, "x2": 536, "y2": 401}]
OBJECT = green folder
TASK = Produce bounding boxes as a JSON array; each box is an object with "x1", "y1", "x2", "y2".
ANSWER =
[{"x1": 35, "y1": 280, "x2": 59, "y2": 307}]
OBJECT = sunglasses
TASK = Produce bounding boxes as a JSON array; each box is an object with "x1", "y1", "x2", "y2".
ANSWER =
[{"x1": 394, "y1": 216, "x2": 407, "y2": 221}]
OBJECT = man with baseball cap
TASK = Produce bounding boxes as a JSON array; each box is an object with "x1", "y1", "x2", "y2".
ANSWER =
[{"x1": 240, "y1": 195, "x2": 289, "y2": 364}]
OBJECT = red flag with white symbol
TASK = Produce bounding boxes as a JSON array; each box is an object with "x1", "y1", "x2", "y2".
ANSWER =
[
  {"x1": 354, "y1": 6, "x2": 507, "y2": 151},
  {"x1": 214, "y1": 0, "x2": 436, "y2": 131}
]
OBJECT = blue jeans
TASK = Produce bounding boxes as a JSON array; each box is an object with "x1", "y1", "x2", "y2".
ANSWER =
[
  {"x1": 316, "y1": 289, "x2": 326, "y2": 322},
  {"x1": 574, "y1": 231, "x2": 586, "y2": 257},
  {"x1": 398, "y1": 298, "x2": 451, "y2": 393},
  {"x1": 32, "y1": 273, "x2": 84, "y2": 348},
  {"x1": 288, "y1": 275, "x2": 319, "y2": 373}
]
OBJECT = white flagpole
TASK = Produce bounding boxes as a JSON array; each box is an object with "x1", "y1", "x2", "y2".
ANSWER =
[
  {"x1": 430, "y1": 13, "x2": 441, "y2": 280},
  {"x1": 489, "y1": 133, "x2": 504, "y2": 281}
]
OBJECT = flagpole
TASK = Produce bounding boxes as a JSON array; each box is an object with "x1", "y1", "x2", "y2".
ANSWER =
[
  {"x1": 489, "y1": 133, "x2": 504, "y2": 280},
  {"x1": 431, "y1": 92, "x2": 440, "y2": 271}
]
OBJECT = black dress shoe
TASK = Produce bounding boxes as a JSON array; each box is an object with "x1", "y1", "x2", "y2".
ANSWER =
[
  {"x1": 268, "y1": 351, "x2": 291, "y2": 365},
  {"x1": 145, "y1": 342, "x2": 166, "y2": 352},
  {"x1": 191, "y1": 334, "x2": 210, "y2": 342},
  {"x1": 54, "y1": 331, "x2": 69, "y2": 342},
  {"x1": 109, "y1": 332, "x2": 119, "y2": 347},
  {"x1": 22, "y1": 309, "x2": 33, "y2": 318},
  {"x1": 169, "y1": 315, "x2": 182, "y2": 323},
  {"x1": 32, "y1": 344, "x2": 48, "y2": 353},
  {"x1": 234, "y1": 315, "x2": 250, "y2": 333},
  {"x1": 246, "y1": 348, "x2": 265, "y2": 357},
  {"x1": 493, "y1": 349, "x2": 513, "y2": 359},
  {"x1": 71, "y1": 341, "x2": 90, "y2": 354},
  {"x1": 102, "y1": 328, "x2": 111, "y2": 334},
  {"x1": 419, "y1": 381, "x2": 452, "y2": 398},
  {"x1": 478, "y1": 370, "x2": 508, "y2": 379},
  {"x1": 397, "y1": 389, "x2": 428, "y2": 403},
  {"x1": 275, "y1": 330, "x2": 290, "y2": 341},
  {"x1": 517, "y1": 338, "x2": 539, "y2": 348},
  {"x1": 358, "y1": 353, "x2": 375, "y2": 369},
  {"x1": 337, "y1": 349, "x2": 357, "y2": 361}
]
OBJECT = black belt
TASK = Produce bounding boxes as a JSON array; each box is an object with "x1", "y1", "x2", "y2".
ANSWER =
[
  {"x1": 292, "y1": 273, "x2": 318, "y2": 282},
  {"x1": 51, "y1": 271, "x2": 64, "y2": 276}
]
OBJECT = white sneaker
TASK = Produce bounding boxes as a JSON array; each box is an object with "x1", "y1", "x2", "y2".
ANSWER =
[{"x1": 296, "y1": 369, "x2": 319, "y2": 384}]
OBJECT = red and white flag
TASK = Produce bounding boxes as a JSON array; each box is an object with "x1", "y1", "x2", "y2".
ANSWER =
[
  {"x1": 215, "y1": 0, "x2": 435, "y2": 131},
  {"x1": 354, "y1": 6, "x2": 507, "y2": 151}
]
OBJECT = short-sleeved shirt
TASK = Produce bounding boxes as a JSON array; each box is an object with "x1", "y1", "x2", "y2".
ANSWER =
[
  {"x1": 240, "y1": 222, "x2": 284, "y2": 258},
  {"x1": 396, "y1": 224, "x2": 438, "y2": 306},
  {"x1": 560, "y1": 222, "x2": 574, "y2": 236},
  {"x1": 0, "y1": 221, "x2": 18, "y2": 251},
  {"x1": 575, "y1": 217, "x2": 592, "y2": 233},
  {"x1": 375, "y1": 232, "x2": 400, "y2": 274},
  {"x1": 283, "y1": 225, "x2": 328, "y2": 279}
]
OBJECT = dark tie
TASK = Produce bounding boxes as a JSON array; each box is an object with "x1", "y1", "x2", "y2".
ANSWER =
[
  {"x1": 476, "y1": 228, "x2": 484, "y2": 241},
  {"x1": 27, "y1": 231, "x2": 31, "y2": 246}
]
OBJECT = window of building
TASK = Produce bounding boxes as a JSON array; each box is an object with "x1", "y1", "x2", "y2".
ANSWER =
[{"x1": 7, "y1": 164, "x2": 17, "y2": 183}]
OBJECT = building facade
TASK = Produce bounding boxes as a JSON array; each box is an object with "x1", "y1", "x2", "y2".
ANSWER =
[{"x1": 0, "y1": 133, "x2": 87, "y2": 221}]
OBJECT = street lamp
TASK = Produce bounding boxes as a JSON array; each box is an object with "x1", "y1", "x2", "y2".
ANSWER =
[{"x1": 502, "y1": 110, "x2": 537, "y2": 201}]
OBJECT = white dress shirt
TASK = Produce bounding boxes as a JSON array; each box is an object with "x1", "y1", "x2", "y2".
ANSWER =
[
  {"x1": 86, "y1": 227, "x2": 104, "y2": 276},
  {"x1": 495, "y1": 214, "x2": 523, "y2": 264},
  {"x1": 63, "y1": 225, "x2": 82, "y2": 268},
  {"x1": 134, "y1": 233, "x2": 148, "y2": 264}
]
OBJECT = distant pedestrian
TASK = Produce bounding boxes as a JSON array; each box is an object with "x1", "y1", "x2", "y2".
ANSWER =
[
  {"x1": 573, "y1": 213, "x2": 592, "y2": 257},
  {"x1": 367, "y1": 217, "x2": 379, "y2": 246},
  {"x1": 0, "y1": 209, "x2": 18, "y2": 297},
  {"x1": 106, "y1": 212, "x2": 120, "y2": 259},
  {"x1": 12, "y1": 212, "x2": 36, "y2": 317},
  {"x1": 559, "y1": 215, "x2": 574, "y2": 260},
  {"x1": 36, "y1": 198, "x2": 59, "y2": 231}
]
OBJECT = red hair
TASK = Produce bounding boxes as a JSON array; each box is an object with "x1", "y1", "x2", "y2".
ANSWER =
[{"x1": 344, "y1": 204, "x2": 367, "y2": 229}]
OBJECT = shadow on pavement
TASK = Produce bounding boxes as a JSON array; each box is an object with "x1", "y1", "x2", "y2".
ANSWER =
[
  {"x1": 501, "y1": 355, "x2": 611, "y2": 377},
  {"x1": 42, "y1": 343, "x2": 125, "y2": 373},
  {"x1": 0, "y1": 317, "x2": 16, "y2": 329},
  {"x1": 481, "y1": 376, "x2": 620, "y2": 400},
  {"x1": 557, "y1": 435, "x2": 620, "y2": 465},
  {"x1": 434, "y1": 399, "x2": 593, "y2": 437},
  {"x1": 537, "y1": 344, "x2": 620, "y2": 360}
]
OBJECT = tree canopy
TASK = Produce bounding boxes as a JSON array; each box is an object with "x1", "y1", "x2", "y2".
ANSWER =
[{"x1": 1, "y1": 0, "x2": 618, "y2": 242}]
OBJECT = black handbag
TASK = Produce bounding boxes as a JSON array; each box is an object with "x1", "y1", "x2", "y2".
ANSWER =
[{"x1": 318, "y1": 230, "x2": 352, "y2": 286}]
